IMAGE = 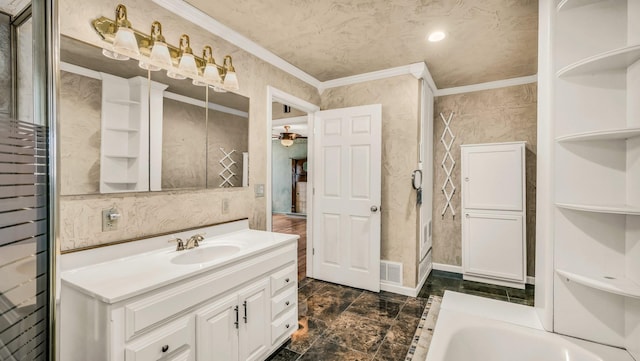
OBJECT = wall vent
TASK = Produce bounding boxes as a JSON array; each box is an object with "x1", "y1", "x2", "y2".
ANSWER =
[{"x1": 380, "y1": 260, "x2": 403, "y2": 285}]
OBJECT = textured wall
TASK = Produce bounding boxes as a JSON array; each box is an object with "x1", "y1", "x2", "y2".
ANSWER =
[
  {"x1": 0, "y1": 14, "x2": 11, "y2": 118},
  {"x1": 59, "y1": 71, "x2": 101, "y2": 195},
  {"x1": 432, "y1": 83, "x2": 538, "y2": 276},
  {"x1": 271, "y1": 139, "x2": 308, "y2": 213},
  {"x1": 59, "y1": 0, "x2": 320, "y2": 250},
  {"x1": 207, "y1": 109, "x2": 249, "y2": 189},
  {"x1": 161, "y1": 98, "x2": 207, "y2": 189},
  {"x1": 321, "y1": 75, "x2": 421, "y2": 288}
]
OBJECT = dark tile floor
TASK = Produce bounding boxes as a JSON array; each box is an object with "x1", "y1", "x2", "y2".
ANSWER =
[{"x1": 267, "y1": 271, "x2": 534, "y2": 361}]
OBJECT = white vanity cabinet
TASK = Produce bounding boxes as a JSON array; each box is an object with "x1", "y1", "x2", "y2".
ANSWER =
[
  {"x1": 196, "y1": 278, "x2": 270, "y2": 361},
  {"x1": 60, "y1": 232, "x2": 298, "y2": 361}
]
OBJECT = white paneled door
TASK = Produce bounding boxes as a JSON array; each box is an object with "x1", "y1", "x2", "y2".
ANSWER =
[{"x1": 313, "y1": 104, "x2": 382, "y2": 292}]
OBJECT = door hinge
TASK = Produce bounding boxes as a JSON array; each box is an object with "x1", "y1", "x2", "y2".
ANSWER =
[{"x1": 312, "y1": 248, "x2": 315, "y2": 255}]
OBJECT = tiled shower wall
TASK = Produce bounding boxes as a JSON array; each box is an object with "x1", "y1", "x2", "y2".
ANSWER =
[{"x1": 432, "y1": 83, "x2": 538, "y2": 277}]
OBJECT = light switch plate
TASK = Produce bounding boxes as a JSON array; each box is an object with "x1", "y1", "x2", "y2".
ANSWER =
[
  {"x1": 102, "y1": 209, "x2": 118, "y2": 232},
  {"x1": 254, "y1": 184, "x2": 265, "y2": 198}
]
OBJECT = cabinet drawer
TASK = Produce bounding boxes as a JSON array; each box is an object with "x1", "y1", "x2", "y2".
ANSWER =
[
  {"x1": 270, "y1": 265, "x2": 296, "y2": 295},
  {"x1": 271, "y1": 309, "x2": 297, "y2": 345},
  {"x1": 271, "y1": 286, "x2": 296, "y2": 320},
  {"x1": 125, "y1": 316, "x2": 194, "y2": 361}
]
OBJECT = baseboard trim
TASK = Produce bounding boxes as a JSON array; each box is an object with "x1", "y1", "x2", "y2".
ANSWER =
[
  {"x1": 380, "y1": 281, "x2": 418, "y2": 297},
  {"x1": 432, "y1": 263, "x2": 463, "y2": 274},
  {"x1": 433, "y1": 263, "x2": 535, "y2": 285}
]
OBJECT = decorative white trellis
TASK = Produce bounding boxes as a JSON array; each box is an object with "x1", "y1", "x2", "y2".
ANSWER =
[
  {"x1": 440, "y1": 112, "x2": 456, "y2": 218},
  {"x1": 218, "y1": 148, "x2": 237, "y2": 188}
]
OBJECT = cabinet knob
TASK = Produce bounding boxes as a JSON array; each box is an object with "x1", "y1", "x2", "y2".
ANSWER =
[
  {"x1": 285, "y1": 324, "x2": 290, "y2": 329},
  {"x1": 465, "y1": 177, "x2": 470, "y2": 182},
  {"x1": 466, "y1": 214, "x2": 470, "y2": 218},
  {"x1": 285, "y1": 301, "x2": 290, "y2": 306},
  {"x1": 285, "y1": 278, "x2": 290, "y2": 283},
  {"x1": 161, "y1": 345, "x2": 169, "y2": 353}
]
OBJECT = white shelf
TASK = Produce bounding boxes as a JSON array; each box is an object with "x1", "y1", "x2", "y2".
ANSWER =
[
  {"x1": 556, "y1": 202, "x2": 640, "y2": 216},
  {"x1": 556, "y1": 127, "x2": 640, "y2": 142},
  {"x1": 105, "y1": 127, "x2": 139, "y2": 133},
  {"x1": 557, "y1": 45, "x2": 640, "y2": 78},
  {"x1": 107, "y1": 99, "x2": 140, "y2": 105},
  {"x1": 556, "y1": 269, "x2": 640, "y2": 299},
  {"x1": 556, "y1": 0, "x2": 604, "y2": 12},
  {"x1": 104, "y1": 154, "x2": 139, "y2": 159}
]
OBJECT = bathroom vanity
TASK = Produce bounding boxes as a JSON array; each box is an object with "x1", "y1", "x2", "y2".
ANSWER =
[{"x1": 59, "y1": 220, "x2": 298, "y2": 361}]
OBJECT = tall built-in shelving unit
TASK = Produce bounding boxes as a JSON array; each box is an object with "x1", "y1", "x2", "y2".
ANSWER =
[
  {"x1": 551, "y1": 0, "x2": 640, "y2": 357},
  {"x1": 99, "y1": 74, "x2": 150, "y2": 193}
]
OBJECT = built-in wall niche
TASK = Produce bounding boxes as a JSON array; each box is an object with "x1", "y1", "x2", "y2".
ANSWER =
[{"x1": 59, "y1": 35, "x2": 249, "y2": 195}]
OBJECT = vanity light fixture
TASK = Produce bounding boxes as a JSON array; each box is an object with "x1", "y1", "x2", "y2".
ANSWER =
[
  {"x1": 139, "y1": 21, "x2": 172, "y2": 71},
  {"x1": 222, "y1": 55, "x2": 239, "y2": 91},
  {"x1": 279, "y1": 126, "x2": 297, "y2": 147},
  {"x1": 168, "y1": 35, "x2": 199, "y2": 80},
  {"x1": 93, "y1": 4, "x2": 241, "y2": 90},
  {"x1": 428, "y1": 31, "x2": 446, "y2": 42},
  {"x1": 194, "y1": 46, "x2": 221, "y2": 86},
  {"x1": 110, "y1": 4, "x2": 140, "y2": 58}
]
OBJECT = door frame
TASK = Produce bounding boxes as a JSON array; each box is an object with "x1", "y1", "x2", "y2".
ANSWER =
[{"x1": 266, "y1": 86, "x2": 319, "y2": 278}]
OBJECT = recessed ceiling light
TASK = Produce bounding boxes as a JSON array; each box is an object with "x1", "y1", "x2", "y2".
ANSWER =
[{"x1": 428, "y1": 31, "x2": 446, "y2": 42}]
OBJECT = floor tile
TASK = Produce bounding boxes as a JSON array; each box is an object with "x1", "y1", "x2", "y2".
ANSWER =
[
  {"x1": 298, "y1": 338, "x2": 372, "y2": 361},
  {"x1": 305, "y1": 284, "x2": 362, "y2": 323},
  {"x1": 374, "y1": 338, "x2": 410, "y2": 361},
  {"x1": 266, "y1": 346, "x2": 302, "y2": 361},
  {"x1": 325, "y1": 312, "x2": 390, "y2": 355},
  {"x1": 346, "y1": 292, "x2": 403, "y2": 324},
  {"x1": 286, "y1": 316, "x2": 329, "y2": 354}
]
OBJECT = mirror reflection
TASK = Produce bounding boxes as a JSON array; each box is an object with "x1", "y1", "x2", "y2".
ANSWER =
[{"x1": 59, "y1": 35, "x2": 250, "y2": 195}]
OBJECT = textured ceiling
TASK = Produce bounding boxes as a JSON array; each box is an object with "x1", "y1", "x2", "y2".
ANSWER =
[{"x1": 185, "y1": 0, "x2": 538, "y2": 88}]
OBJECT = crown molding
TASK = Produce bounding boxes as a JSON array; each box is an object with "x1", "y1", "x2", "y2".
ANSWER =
[
  {"x1": 435, "y1": 75, "x2": 538, "y2": 97},
  {"x1": 152, "y1": 0, "x2": 322, "y2": 90},
  {"x1": 318, "y1": 62, "x2": 435, "y2": 94}
]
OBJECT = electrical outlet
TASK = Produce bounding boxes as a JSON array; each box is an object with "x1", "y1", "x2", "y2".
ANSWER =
[
  {"x1": 222, "y1": 198, "x2": 229, "y2": 214},
  {"x1": 102, "y1": 208, "x2": 120, "y2": 232},
  {"x1": 254, "y1": 184, "x2": 265, "y2": 198}
]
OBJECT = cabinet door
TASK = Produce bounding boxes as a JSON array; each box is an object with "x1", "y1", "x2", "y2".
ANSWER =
[
  {"x1": 238, "y1": 278, "x2": 270, "y2": 361},
  {"x1": 196, "y1": 294, "x2": 239, "y2": 361},
  {"x1": 462, "y1": 212, "x2": 524, "y2": 281},
  {"x1": 462, "y1": 144, "x2": 523, "y2": 211}
]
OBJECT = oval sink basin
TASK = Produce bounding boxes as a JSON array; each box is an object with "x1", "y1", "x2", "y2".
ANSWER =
[{"x1": 171, "y1": 245, "x2": 242, "y2": 265}]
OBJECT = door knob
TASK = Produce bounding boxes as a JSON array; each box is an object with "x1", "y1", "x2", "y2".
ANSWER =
[{"x1": 371, "y1": 206, "x2": 378, "y2": 212}]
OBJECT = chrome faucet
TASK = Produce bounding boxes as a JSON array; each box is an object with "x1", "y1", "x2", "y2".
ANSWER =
[
  {"x1": 169, "y1": 237, "x2": 185, "y2": 251},
  {"x1": 185, "y1": 233, "x2": 205, "y2": 249}
]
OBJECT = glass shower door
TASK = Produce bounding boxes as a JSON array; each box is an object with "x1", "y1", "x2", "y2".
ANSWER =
[{"x1": 0, "y1": 3, "x2": 51, "y2": 360}]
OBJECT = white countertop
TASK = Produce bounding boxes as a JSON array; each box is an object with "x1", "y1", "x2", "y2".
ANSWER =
[{"x1": 60, "y1": 227, "x2": 298, "y2": 304}]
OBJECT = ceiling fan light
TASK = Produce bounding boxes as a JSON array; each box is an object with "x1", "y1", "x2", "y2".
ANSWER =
[{"x1": 280, "y1": 139, "x2": 294, "y2": 147}]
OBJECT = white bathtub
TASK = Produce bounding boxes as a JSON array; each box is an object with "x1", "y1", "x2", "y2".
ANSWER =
[{"x1": 426, "y1": 291, "x2": 634, "y2": 361}]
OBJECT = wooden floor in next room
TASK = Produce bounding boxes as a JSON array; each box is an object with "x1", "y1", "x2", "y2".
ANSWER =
[{"x1": 272, "y1": 214, "x2": 307, "y2": 282}]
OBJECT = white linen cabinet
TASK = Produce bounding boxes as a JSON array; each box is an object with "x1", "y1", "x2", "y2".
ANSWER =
[{"x1": 461, "y1": 142, "x2": 526, "y2": 289}]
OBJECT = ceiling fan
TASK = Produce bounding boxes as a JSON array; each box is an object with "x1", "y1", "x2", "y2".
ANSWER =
[{"x1": 275, "y1": 125, "x2": 305, "y2": 147}]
